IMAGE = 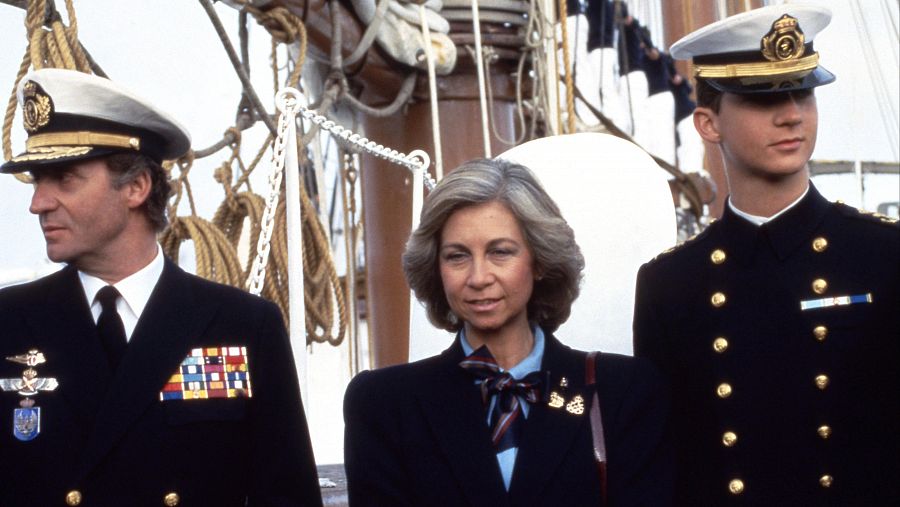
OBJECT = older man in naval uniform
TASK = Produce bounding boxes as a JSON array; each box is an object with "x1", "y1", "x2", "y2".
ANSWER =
[
  {"x1": 0, "y1": 69, "x2": 323, "y2": 506},
  {"x1": 633, "y1": 5, "x2": 900, "y2": 506}
]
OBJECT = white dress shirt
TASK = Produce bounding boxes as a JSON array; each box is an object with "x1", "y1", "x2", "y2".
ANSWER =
[
  {"x1": 728, "y1": 185, "x2": 810, "y2": 226},
  {"x1": 79, "y1": 244, "x2": 164, "y2": 341}
]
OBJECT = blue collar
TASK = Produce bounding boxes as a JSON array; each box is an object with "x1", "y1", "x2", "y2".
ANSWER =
[{"x1": 460, "y1": 326, "x2": 545, "y2": 380}]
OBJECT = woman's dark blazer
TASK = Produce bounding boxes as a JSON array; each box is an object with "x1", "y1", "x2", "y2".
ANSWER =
[{"x1": 344, "y1": 333, "x2": 673, "y2": 506}]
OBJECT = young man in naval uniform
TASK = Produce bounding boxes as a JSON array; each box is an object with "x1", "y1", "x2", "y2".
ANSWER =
[
  {"x1": 633, "y1": 5, "x2": 899, "y2": 505},
  {"x1": 0, "y1": 69, "x2": 323, "y2": 506}
]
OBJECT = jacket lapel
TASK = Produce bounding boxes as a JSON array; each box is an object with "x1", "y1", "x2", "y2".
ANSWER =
[
  {"x1": 25, "y1": 266, "x2": 112, "y2": 424},
  {"x1": 508, "y1": 334, "x2": 589, "y2": 504},
  {"x1": 415, "y1": 339, "x2": 510, "y2": 507},
  {"x1": 76, "y1": 261, "x2": 219, "y2": 479}
]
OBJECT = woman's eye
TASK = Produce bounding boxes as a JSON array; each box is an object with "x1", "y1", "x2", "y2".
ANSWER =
[{"x1": 443, "y1": 252, "x2": 467, "y2": 262}]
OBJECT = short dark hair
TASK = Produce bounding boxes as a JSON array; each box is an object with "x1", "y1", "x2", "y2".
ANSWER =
[
  {"x1": 402, "y1": 158, "x2": 585, "y2": 332},
  {"x1": 695, "y1": 77, "x2": 724, "y2": 112},
  {"x1": 106, "y1": 152, "x2": 171, "y2": 232}
]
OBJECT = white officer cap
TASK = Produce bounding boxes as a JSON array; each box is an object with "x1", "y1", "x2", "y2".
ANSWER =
[
  {"x1": 670, "y1": 4, "x2": 835, "y2": 94},
  {"x1": 1, "y1": 69, "x2": 191, "y2": 173}
]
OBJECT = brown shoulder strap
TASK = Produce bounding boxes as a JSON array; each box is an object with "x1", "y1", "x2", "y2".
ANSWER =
[{"x1": 586, "y1": 351, "x2": 607, "y2": 504}]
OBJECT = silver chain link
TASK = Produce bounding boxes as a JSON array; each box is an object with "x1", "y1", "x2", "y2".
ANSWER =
[
  {"x1": 246, "y1": 88, "x2": 433, "y2": 295},
  {"x1": 299, "y1": 108, "x2": 435, "y2": 190},
  {"x1": 246, "y1": 93, "x2": 297, "y2": 295}
]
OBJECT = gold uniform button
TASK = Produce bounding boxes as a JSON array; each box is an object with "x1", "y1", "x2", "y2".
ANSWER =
[
  {"x1": 65, "y1": 490, "x2": 82, "y2": 506},
  {"x1": 812, "y1": 237, "x2": 828, "y2": 252},
  {"x1": 717, "y1": 383, "x2": 733, "y2": 398},
  {"x1": 722, "y1": 431, "x2": 738, "y2": 447},
  {"x1": 713, "y1": 337, "x2": 729, "y2": 353},
  {"x1": 729, "y1": 479, "x2": 745, "y2": 494},
  {"x1": 820, "y1": 474, "x2": 833, "y2": 488},
  {"x1": 815, "y1": 374, "x2": 830, "y2": 390},
  {"x1": 164, "y1": 492, "x2": 180, "y2": 506},
  {"x1": 818, "y1": 425, "x2": 832, "y2": 439},
  {"x1": 813, "y1": 325, "x2": 828, "y2": 341},
  {"x1": 711, "y1": 292, "x2": 726, "y2": 307},
  {"x1": 711, "y1": 249, "x2": 727, "y2": 264},
  {"x1": 812, "y1": 278, "x2": 828, "y2": 295}
]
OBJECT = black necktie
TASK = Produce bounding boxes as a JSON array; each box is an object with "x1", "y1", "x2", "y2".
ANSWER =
[
  {"x1": 460, "y1": 345, "x2": 543, "y2": 453},
  {"x1": 96, "y1": 286, "x2": 127, "y2": 369}
]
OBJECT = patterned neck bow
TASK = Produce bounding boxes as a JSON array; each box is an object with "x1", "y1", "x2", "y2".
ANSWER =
[{"x1": 459, "y1": 345, "x2": 544, "y2": 452}]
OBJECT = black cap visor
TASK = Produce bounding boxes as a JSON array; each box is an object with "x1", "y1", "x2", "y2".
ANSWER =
[
  {"x1": 704, "y1": 65, "x2": 835, "y2": 94},
  {"x1": 1, "y1": 146, "x2": 122, "y2": 174}
]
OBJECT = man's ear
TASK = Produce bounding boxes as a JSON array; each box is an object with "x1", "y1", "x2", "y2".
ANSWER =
[
  {"x1": 124, "y1": 170, "x2": 152, "y2": 209},
  {"x1": 693, "y1": 106, "x2": 721, "y2": 144}
]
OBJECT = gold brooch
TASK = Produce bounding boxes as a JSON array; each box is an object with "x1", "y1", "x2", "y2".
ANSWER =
[
  {"x1": 548, "y1": 391, "x2": 565, "y2": 408},
  {"x1": 565, "y1": 394, "x2": 584, "y2": 415}
]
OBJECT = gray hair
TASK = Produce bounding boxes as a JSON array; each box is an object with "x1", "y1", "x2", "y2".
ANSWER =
[
  {"x1": 402, "y1": 158, "x2": 584, "y2": 332},
  {"x1": 106, "y1": 152, "x2": 171, "y2": 232}
]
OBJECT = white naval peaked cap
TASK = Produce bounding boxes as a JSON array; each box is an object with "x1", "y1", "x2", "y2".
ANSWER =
[
  {"x1": 1, "y1": 69, "x2": 191, "y2": 173},
  {"x1": 670, "y1": 4, "x2": 835, "y2": 94}
]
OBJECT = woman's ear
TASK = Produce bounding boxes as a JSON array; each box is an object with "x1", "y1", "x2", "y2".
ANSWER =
[{"x1": 693, "y1": 107, "x2": 722, "y2": 144}]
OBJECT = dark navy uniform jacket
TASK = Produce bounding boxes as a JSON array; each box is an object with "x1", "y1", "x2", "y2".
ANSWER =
[
  {"x1": 344, "y1": 333, "x2": 673, "y2": 506},
  {"x1": 0, "y1": 260, "x2": 322, "y2": 507},
  {"x1": 586, "y1": 0, "x2": 616, "y2": 51},
  {"x1": 633, "y1": 184, "x2": 900, "y2": 505}
]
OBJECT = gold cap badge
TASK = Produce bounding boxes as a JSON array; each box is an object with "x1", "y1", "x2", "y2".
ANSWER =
[
  {"x1": 22, "y1": 81, "x2": 52, "y2": 133},
  {"x1": 762, "y1": 15, "x2": 806, "y2": 62}
]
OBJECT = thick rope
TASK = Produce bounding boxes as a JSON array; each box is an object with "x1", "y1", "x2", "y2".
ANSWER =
[
  {"x1": 297, "y1": 173, "x2": 347, "y2": 346},
  {"x1": 244, "y1": 4, "x2": 308, "y2": 88},
  {"x1": 160, "y1": 215, "x2": 245, "y2": 287},
  {"x1": 558, "y1": 0, "x2": 576, "y2": 133}
]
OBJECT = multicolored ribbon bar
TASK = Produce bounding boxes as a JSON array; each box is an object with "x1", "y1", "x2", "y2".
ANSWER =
[
  {"x1": 800, "y1": 293, "x2": 872, "y2": 311},
  {"x1": 159, "y1": 346, "x2": 252, "y2": 401}
]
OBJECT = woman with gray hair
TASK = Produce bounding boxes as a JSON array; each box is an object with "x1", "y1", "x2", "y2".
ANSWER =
[{"x1": 344, "y1": 158, "x2": 672, "y2": 506}]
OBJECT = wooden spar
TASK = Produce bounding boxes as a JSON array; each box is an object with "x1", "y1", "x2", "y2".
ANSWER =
[
  {"x1": 661, "y1": 0, "x2": 764, "y2": 219},
  {"x1": 274, "y1": 0, "x2": 523, "y2": 367}
]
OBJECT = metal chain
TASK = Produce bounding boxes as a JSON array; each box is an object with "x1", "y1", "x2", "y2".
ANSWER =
[
  {"x1": 247, "y1": 88, "x2": 434, "y2": 295},
  {"x1": 293, "y1": 100, "x2": 435, "y2": 190},
  {"x1": 246, "y1": 92, "x2": 297, "y2": 295}
]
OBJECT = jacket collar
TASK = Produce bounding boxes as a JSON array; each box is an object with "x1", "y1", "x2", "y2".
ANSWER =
[{"x1": 718, "y1": 182, "x2": 830, "y2": 263}]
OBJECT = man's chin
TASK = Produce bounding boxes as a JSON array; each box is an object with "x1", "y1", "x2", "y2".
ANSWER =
[{"x1": 44, "y1": 247, "x2": 73, "y2": 264}]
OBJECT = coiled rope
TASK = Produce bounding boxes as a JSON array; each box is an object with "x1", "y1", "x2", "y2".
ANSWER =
[{"x1": 194, "y1": 3, "x2": 347, "y2": 345}]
